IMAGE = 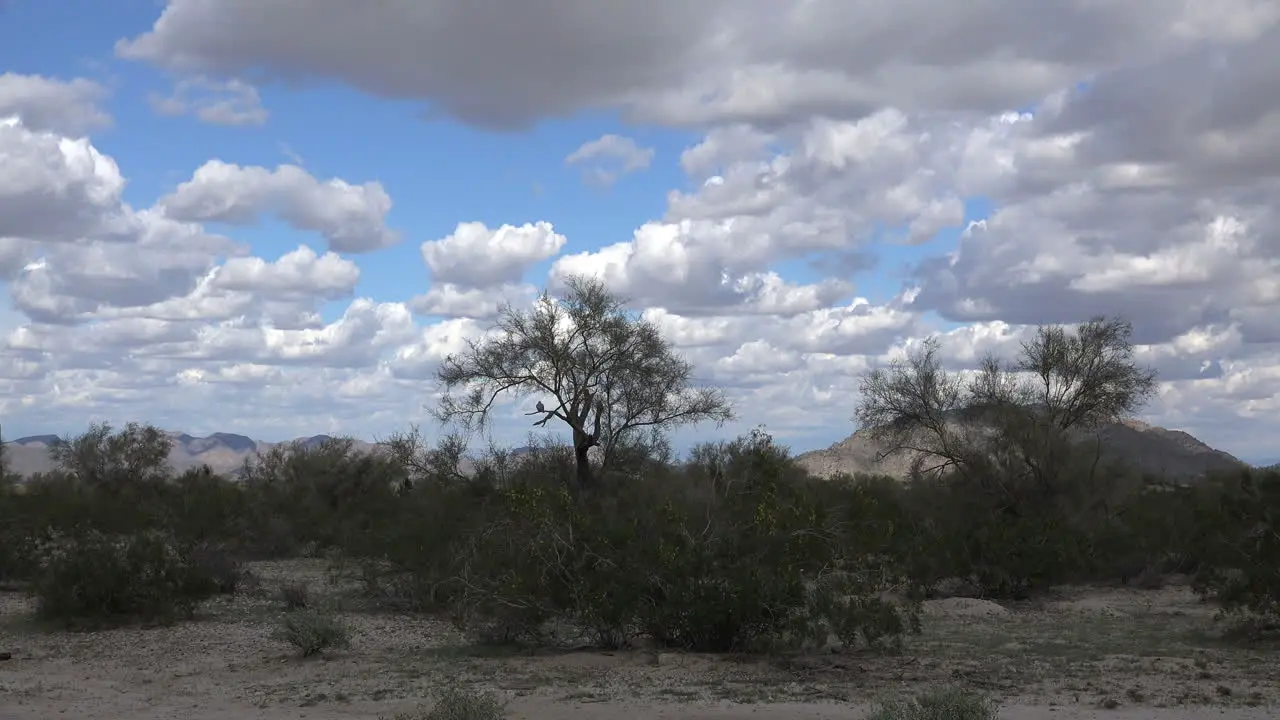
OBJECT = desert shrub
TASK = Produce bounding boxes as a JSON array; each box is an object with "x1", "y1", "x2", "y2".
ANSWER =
[
  {"x1": 2, "y1": 471, "x2": 165, "y2": 542},
  {"x1": 279, "y1": 580, "x2": 312, "y2": 610},
  {"x1": 868, "y1": 687, "x2": 998, "y2": 720},
  {"x1": 382, "y1": 686, "x2": 508, "y2": 720},
  {"x1": 799, "y1": 570, "x2": 920, "y2": 651},
  {"x1": 237, "y1": 436, "x2": 404, "y2": 556},
  {"x1": 33, "y1": 529, "x2": 219, "y2": 627},
  {"x1": 0, "y1": 524, "x2": 64, "y2": 585},
  {"x1": 430, "y1": 429, "x2": 919, "y2": 653},
  {"x1": 163, "y1": 465, "x2": 255, "y2": 548},
  {"x1": 1096, "y1": 482, "x2": 1203, "y2": 585},
  {"x1": 48, "y1": 422, "x2": 173, "y2": 495},
  {"x1": 0, "y1": 454, "x2": 264, "y2": 583},
  {"x1": 339, "y1": 476, "x2": 499, "y2": 613},
  {"x1": 874, "y1": 450, "x2": 1153, "y2": 599},
  {"x1": 187, "y1": 541, "x2": 245, "y2": 595},
  {"x1": 1190, "y1": 468, "x2": 1280, "y2": 634},
  {"x1": 274, "y1": 608, "x2": 350, "y2": 657},
  {"x1": 440, "y1": 476, "x2": 580, "y2": 644}
]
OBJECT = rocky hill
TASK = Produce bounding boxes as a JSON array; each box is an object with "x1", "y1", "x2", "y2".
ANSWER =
[{"x1": 794, "y1": 418, "x2": 1249, "y2": 483}]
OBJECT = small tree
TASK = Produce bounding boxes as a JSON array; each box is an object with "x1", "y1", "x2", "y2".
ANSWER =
[
  {"x1": 49, "y1": 422, "x2": 173, "y2": 493},
  {"x1": 855, "y1": 316, "x2": 1158, "y2": 510},
  {"x1": 436, "y1": 275, "x2": 732, "y2": 493}
]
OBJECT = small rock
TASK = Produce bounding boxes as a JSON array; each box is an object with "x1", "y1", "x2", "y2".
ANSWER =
[{"x1": 0, "y1": 652, "x2": 12, "y2": 661}]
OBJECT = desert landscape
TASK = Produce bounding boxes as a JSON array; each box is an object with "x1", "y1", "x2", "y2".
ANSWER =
[
  {"x1": 3, "y1": 329, "x2": 1278, "y2": 720},
  {"x1": 3, "y1": 558, "x2": 1279, "y2": 720},
  {"x1": 5, "y1": 5, "x2": 1280, "y2": 716},
  {"x1": 3, "y1": 303, "x2": 1278, "y2": 720}
]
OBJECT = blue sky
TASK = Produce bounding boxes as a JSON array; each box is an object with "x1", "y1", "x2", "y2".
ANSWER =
[
  {"x1": 2, "y1": 3, "x2": 684, "y2": 316},
  {"x1": 2, "y1": 1, "x2": 1277, "y2": 465},
  {"x1": 0, "y1": 0, "x2": 979, "y2": 323}
]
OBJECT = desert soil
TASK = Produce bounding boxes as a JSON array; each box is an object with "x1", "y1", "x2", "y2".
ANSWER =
[{"x1": 2, "y1": 559, "x2": 1277, "y2": 720}]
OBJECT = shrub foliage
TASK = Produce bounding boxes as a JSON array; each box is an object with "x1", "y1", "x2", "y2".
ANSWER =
[{"x1": 32, "y1": 529, "x2": 219, "y2": 627}]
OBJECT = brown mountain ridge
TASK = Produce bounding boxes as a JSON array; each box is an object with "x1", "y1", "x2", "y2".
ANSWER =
[
  {"x1": 793, "y1": 418, "x2": 1250, "y2": 483},
  {"x1": 1, "y1": 431, "x2": 378, "y2": 479}
]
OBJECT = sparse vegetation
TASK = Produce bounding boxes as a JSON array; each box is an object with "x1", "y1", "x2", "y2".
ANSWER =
[
  {"x1": 867, "y1": 688, "x2": 998, "y2": 720},
  {"x1": 381, "y1": 687, "x2": 509, "y2": 720},
  {"x1": 278, "y1": 580, "x2": 312, "y2": 610},
  {"x1": 273, "y1": 608, "x2": 350, "y2": 657},
  {"x1": 31, "y1": 529, "x2": 220, "y2": 628}
]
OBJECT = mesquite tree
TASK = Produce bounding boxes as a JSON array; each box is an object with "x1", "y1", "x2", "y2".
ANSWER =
[
  {"x1": 436, "y1": 275, "x2": 732, "y2": 493},
  {"x1": 855, "y1": 316, "x2": 1158, "y2": 511}
]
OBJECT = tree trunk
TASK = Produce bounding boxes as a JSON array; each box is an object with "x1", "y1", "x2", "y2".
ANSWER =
[
  {"x1": 572, "y1": 427, "x2": 595, "y2": 494},
  {"x1": 574, "y1": 443, "x2": 594, "y2": 493}
]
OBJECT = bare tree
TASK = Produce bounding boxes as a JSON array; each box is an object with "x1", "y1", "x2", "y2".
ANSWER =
[
  {"x1": 855, "y1": 316, "x2": 1158, "y2": 509},
  {"x1": 436, "y1": 274, "x2": 733, "y2": 493}
]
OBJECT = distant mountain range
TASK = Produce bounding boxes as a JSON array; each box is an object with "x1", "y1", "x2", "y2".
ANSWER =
[
  {"x1": 0, "y1": 430, "x2": 548, "y2": 479},
  {"x1": 1, "y1": 431, "x2": 382, "y2": 478},
  {"x1": 794, "y1": 418, "x2": 1259, "y2": 484},
  {"x1": 1, "y1": 419, "x2": 1270, "y2": 484}
]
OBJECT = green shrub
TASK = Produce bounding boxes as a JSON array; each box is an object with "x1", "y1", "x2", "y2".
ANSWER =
[
  {"x1": 11, "y1": 416, "x2": 1277, "y2": 658},
  {"x1": 0, "y1": 524, "x2": 51, "y2": 585},
  {"x1": 48, "y1": 422, "x2": 173, "y2": 494},
  {"x1": 1190, "y1": 468, "x2": 1280, "y2": 634},
  {"x1": 868, "y1": 687, "x2": 998, "y2": 720},
  {"x1": 429, "y1": 430, "x2": 919, "y2": 653},
  {"x1": 382, "y1": 686, "x2": 507, "y2": 720},
  {"x1": 274, "y1": 608, "x2": 350, "y2": 657},
  {"x1": 33, "y1": 529, "x2": 219, "y2": 627},
  {"x1": 237, "y1": 436, "x2": 404, "y2": 554}
]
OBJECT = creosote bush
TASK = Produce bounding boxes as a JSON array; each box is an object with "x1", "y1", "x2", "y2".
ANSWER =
[
  {"x1": 1188, "y1": 468, "x2": 1280, "y2": 635},
  {"x1": 382, "y1": 686, "x2": 508, "y2": 720},
  {"x1": 274, "y1": 608, "x2": 351, "y2": 657},
  {"x1": 868, "y1": 688, "x2": 998, "y2": 720},
  {"x1": 33, "y1": 529, "x2": 219, "y2": 628},
  {"x1": 188, "y1": 541, "x2": 247, "y2": 595}
]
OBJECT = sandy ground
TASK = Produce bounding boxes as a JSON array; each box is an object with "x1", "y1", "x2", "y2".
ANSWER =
[{"x1": 2, "y1": 560, "x2": 1277, "y2": 720}]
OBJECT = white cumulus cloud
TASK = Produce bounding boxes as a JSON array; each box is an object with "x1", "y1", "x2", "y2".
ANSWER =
[
  {"x1": 421, "y1": 221, "x2": 566, "y2": 288},
  {"x1": 159, "y1": 161, "x2": 400, "y2": 252}
]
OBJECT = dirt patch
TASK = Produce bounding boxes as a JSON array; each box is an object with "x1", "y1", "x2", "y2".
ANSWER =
[
  {"x1": 922, "y1": 597, "x2": 1010, "y2": 618},
  {"x1": 2, "y1": 560, "x2": 1277, "y2": 720}
]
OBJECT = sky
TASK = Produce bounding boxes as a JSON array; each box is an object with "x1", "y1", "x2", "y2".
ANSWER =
[{"x1": 1, "y1": 0, "x2": 1278, "y2": 465}]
